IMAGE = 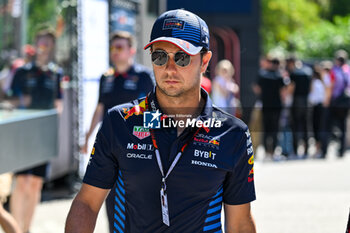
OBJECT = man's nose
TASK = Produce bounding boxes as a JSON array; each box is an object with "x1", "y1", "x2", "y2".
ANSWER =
[{"x1": 165, "y1": 54, "x2": 177, "y2": 72}]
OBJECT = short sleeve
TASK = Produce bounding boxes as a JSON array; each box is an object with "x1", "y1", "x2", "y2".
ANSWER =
[
  {"x1": 97, "y1": 75, "x2": 105, "y2": 104},
  {"x1": 56, "y1": 70, "x2": 63, "y2": 99},
  {"x1": 223, "y1": 128, "x2": 256, "y2": 205},
  {"x1": 10, "y1": 68, "x2": 25, "y2": 97},
  {"x1": 83, "y1": 113, "x2": 119, "y2": 189},
  {"x1": 146, "y1": 69, "x2": 155, "y2": 86},
  {"x1": 140, "y1": 71, "x2": 154, "y2": 96}
]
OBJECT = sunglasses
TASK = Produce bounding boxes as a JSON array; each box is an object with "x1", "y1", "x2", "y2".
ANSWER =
[
  {"x1": 110, "y1": 45, "x2": 127, "y2": 53},
  {"x1": 151, "y1": 50, "x2": 192, "y2": 67}
]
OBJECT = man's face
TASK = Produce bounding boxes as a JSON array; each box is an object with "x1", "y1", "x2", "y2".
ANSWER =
[
  {"x1": 36, "y1": 36, "x2": 54, "y2": 60},
  {"x1": 110, "y1": 38, "x2": 133, "y2": 65},
  {"x1": 151, "y1": 41, "x2": 211, "y2": 97}
]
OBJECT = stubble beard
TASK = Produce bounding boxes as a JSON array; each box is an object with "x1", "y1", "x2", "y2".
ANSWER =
[{"x1": 157, "y1": 68, "x2": 202, "y2": 98}]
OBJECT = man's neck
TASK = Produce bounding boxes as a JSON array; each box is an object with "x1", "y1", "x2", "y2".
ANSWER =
[
  {"x1": 36, "y1": 57, "x2": 49, "y2": 69},
  {"x1": 156, "y1": 87, "x2": 205, "y2": 135},
  {"x1": 114, "y1": 59, "x2": 133, "y2": 73}
]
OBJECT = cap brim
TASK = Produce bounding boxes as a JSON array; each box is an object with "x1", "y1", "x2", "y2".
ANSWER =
[{"x1": 144, "y1": 37, "x2": 202, "y2": 55}]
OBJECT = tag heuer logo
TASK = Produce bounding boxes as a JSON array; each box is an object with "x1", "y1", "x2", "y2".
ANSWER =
[{"x1": 133, "y1": 126, "x2": 150, "y2": 140}]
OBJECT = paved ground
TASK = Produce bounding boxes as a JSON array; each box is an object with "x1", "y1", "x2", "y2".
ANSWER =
[
  {"x1": 1, "y1": 147, "x2": 349, "y2": 233},
  {"x1": 252, "y1": 155, "x2": 350, "y2": 232}
]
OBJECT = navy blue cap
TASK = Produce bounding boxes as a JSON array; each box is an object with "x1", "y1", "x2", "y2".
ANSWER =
[{"x1": 144, "y1": 9, "x2": 210, "y2": 55}]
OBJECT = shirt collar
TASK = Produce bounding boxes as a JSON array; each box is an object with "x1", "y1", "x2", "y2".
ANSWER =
[
  {"x1": 113, "y1": 65, "x2": 134, "y2": 78},
  {"x1": 147, "y1": 87, "x2": 213, "y2": 122}
]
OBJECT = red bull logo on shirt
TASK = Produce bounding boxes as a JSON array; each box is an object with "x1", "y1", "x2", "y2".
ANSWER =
[
  {"x1": 209, "y1": 140, "x2": 220, "y2": 146},
  {"x1": 248, "y1": 154, "x2": 254, "y2": 183},
  {"x1": 123, "y1": 100, "x2": 146, "y2": 119},
  {"x1": 193, "y1": 134, "x2": 220, "y2": 149},
  {"x1": 248, "y1": 167, "x2": 254, "y2": 176}
]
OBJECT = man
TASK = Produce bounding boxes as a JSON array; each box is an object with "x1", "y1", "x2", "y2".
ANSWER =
[
  {"x1": 80, "y1": 31, "x2": 154, "y2": 233},
  {"x1": 326, "y1": 50, "x2": 350, "y2": 158},
  {"x1": 346, "y1": 209, "x2": 350, "y2": 233},
  {"x1": 81, "y1": 31, "x2": 154, "y2": 154},
  {"x1": 0, "y1": 173, "x2": 21, "y2": 233},
  {"x1": 9, "y1": 28, "x2": 62, "y2": 233},
  {"x1": 286, "y1": 56, "x2": 312, "y2": 158},
  {"x1": 66, "y1": 9, "x2": 256, "y2": 233},
  {"x1": 254, "y1": 57, "x2": 287, "y2": 159}
]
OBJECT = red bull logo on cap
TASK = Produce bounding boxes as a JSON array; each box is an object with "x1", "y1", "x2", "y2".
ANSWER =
[{"x1": 123, "y1": 100, "x2": 146, "y2": 119}]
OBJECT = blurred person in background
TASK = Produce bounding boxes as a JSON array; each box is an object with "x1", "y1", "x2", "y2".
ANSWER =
[
  {"x1": 254, "y1": 56, "x2": 287, "y2": 159},
  {"x1": 211, "y1": 59, "x2": 240, "y2": 116},
  {"x1": 200, "y1": 72, "x2": 212, "y2": 94},
  {"x1": 277, "y1": 59, "x2": 293, "y2": 159},
  {"x1": 0, "y1": 173, "x2": 21, "y2": 233},
  {"x1": 8, "y1": 28, "x2": 63, "y2": 233},
  {"x1": 327, "y1": 50, "x2": 350, "y2": 158},
  {"x1": 81, "y1": 31, "x2": 154, "y2": 154},
  {"x1": 308, "y1": 65, "x2": 327, "y2": 158},
  {"x1": 318, "y1": 60, "x2": 333, "y2": 158},
  {"x1": 80, "y1": 31, "x2": 154, "y2": 233},
  {"x1": 286, "y1": 56, "x2": 312, "y2": 158},
  {"x1": 250, "y1": 55, "x2": 270, "y2": 153},
  {"x1": 0, "y1": 45, "x2": 36, "y2": 102},
  {"x1": 346, "y1": 209, "x2": 350, "y2": 233}
]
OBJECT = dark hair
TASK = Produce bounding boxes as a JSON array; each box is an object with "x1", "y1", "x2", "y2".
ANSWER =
[
  {"x1": 270, "y1": 58, "x2": 280, "y2": 66},
  {"x1": 337, "y1": 57, "x2": 346, "y2": 65},
  {"x1": 200, "y1": 48, "x2": 208, "y2": 59},
  {"x1": 313, "y1": 65, "x2": 322, "y2": 80},
  {"x1": 109, "y1": 31, "x2": 135, "y2": 48}
]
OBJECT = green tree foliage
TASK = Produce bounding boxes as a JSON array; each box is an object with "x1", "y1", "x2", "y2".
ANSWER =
[
  {"x1": 27, "y1": 0, "x2": 58, "y2": 43},
  {"x1": 289, "y1": 15, "x2": 350, "y2": 58},
  {"x1": 261, "y1": 0, "x2": 320, "y2": 54},
  {"x1": 328, "y1": 0, "x2": 350, "y2": 19},
  {"x1": 261, "y1": 0, "x2": 350, "y2": 58}
]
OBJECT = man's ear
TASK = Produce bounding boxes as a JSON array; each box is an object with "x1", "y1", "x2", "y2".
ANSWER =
[{"x1": 201, "y1": 51, "x2": 212, "y2": 74}]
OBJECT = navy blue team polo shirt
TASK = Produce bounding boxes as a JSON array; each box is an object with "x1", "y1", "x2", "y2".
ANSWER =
[
  {"x1": 98, "y1": 63, "x2": 154, "y2": 115},
  {"x1": 11, "y1": 62, "x2": 62, "y2": 109},
  {"x1": 84, "y1": 88, "x2": 256, "y2": 233}
]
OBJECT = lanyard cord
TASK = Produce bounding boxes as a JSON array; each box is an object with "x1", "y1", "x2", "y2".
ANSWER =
[{"x1": 145, "y1": 95, "x2": 203, "y2": 190}]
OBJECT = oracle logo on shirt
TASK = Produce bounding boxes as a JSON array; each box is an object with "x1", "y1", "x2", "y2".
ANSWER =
[{"x1": 126, "y1": 153, "x2": 152, "y2": 160}]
